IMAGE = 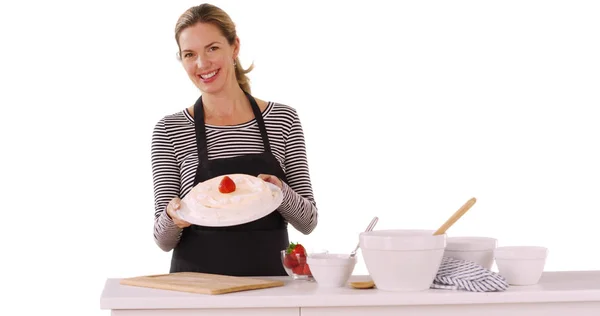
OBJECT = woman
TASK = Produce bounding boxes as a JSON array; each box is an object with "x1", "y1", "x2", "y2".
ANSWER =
[{"x1": 151, "y1": 3, "x2": 318, "y2": 277}]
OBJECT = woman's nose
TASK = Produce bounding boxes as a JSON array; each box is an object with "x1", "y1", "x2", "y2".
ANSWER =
[{"x1": 196, "y1": 55, "x2": 208, "y2": 68}]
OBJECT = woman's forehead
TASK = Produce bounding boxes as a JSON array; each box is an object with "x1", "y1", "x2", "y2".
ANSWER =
[{"x1": 179, "y1": 23, "x2": 226, "y2": 49}]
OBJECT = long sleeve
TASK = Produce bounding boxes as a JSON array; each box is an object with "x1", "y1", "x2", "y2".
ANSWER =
[
  {"x1": 151, "y1": 119, "x2": 183, "y2": 251},
  {"x1": 276, "y1": 111, "x2": 318, "y2": 234}
]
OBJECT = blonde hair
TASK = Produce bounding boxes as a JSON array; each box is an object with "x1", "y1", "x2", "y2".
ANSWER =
[{"x1": 175, "y1": 3, "x2": 253, "y2": 94}]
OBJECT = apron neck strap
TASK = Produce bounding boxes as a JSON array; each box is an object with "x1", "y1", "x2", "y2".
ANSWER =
[{"x1": 245, "y1": 92, "x2": 272, "y2": 153}]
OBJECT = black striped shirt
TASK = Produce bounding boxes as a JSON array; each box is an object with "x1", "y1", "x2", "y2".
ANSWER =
[{"x1": 151, "y1": 101, "x2": 318, "y2": 251}]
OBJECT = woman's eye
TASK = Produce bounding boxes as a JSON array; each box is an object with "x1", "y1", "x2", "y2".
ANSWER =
[
  {"x1": 209, "y1": 46, "x2": 218, "y2": 52},
  {"x1": 183, "y1": 52, "x2": 194, "y2": 58}
]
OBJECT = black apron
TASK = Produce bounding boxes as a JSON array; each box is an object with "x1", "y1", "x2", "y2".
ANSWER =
[{"x1": 169, "y1": 92, "x2": 289, "y2": 277}]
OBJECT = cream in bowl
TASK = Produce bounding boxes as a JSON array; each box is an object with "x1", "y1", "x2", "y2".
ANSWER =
[
  {"x1": 494, "y1": 246, "x2": 548, "y2": 285},
  {"x1": 444, "y1": 236, "x2": 497, "y2": 270},
  {"x1": 359, "y1": 229, "x2": 446, "y2": 292},
  {"x1": 307, "y1": 253, "x2": 356, "y2": 287}
]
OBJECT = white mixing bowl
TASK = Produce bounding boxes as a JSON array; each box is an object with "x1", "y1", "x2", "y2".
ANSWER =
[
  {"x1": 359, "y1": 229, "x2": 446, "y2": 291},
  {"x1": 444, "y1": 236, "x2": 497, "y2": 269}
]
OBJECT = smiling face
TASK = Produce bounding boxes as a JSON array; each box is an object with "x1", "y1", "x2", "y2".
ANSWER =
[{"x1": 178, "y1": 22, "x2": 239, "y2": 95}]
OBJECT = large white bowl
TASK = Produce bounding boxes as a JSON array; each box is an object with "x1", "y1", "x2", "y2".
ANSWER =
[
  {"x1": 444, "y1": 236, "x2": 497, "y2": 270},
  {"x1": 307, "y1": 253, "x2": 356, "y2": 288},
  {"x1": 495, "y1": 246, "x2": 548, "y2": 285},
  {"x1": 359, "y1": 229, "x2": 446, "y2": 291}
]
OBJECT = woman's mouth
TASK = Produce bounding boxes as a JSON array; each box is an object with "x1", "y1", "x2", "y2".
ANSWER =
[{"x1": 198, "y1": 69, "x2": 220, "y2": 83}]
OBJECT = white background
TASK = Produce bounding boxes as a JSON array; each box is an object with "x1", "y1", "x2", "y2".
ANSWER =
[{"x1": 1, "y1": 0, "x2": 599, "y2": 315}]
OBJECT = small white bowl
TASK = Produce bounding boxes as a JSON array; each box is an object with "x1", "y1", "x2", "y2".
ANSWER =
[
  {"x1": 494, "y1": 246, "x2": 548, "y2": 285},
  {"x1": 359, "y1": 229, "x2": 446, "y2": 292},
  {"x1": 444, "y1": 236, "x2": 497, "y2": 269},
  {"x1": 307, "y1": 253, "x2": 356, "y2": 288}
]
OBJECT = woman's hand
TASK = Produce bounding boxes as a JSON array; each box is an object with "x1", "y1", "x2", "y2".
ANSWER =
[
  {"x1": 258, "y1": 174, "x2": 283, "y2": 189},
  {"x1": 166, "y1": 197, "x2": 191, "y2": 229}
]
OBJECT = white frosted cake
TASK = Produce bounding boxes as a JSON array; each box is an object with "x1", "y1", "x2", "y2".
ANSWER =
[
  {"x1": 177, "y1": 174, "x2": 282, "y2": 226},
  {"x1": 185, "y1": 173, "x2": 275, "y2": 209}
]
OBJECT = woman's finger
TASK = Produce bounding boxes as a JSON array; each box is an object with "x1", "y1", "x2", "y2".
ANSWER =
[
  {"x1": 257, "y1": 174, "x2": 282, "y2": 188},
  {"x1": 171, "y1": 197, "x2": 181, "y2": 209},
  {"x1": 175, "y1": 218, "x2": 191, "y2": 228}
]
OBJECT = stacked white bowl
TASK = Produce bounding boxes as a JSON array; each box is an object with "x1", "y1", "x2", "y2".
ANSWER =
[
  {"x1": 307, "y1": 253, "x2": 357, "y2": 287},
  {"x1": 443, "y1": 236, "x2": 497, "y2": 270},
  {"x1": 359, "y1": 229, "x2": 446, "y2": 291},
  {"x1": 494, "y1": 246, "x2": 548, "y2": 285}
]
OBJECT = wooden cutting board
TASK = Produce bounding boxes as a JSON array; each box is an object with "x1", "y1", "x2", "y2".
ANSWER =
[{"x1": 119, "y1": 272, "x2": 285, "y2": 295}]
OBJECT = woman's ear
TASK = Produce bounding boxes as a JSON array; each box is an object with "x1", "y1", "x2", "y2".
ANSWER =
[{"x1": 232, "y1": 37, "x2": 241, "y2": 59}]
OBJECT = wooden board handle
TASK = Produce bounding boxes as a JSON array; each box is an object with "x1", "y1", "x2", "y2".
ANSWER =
[{"x1": 433, "y1": 197, "x2": 476, "y2": 235}]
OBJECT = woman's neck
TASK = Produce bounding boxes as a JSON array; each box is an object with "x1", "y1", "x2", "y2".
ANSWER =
[
  {"x1": 203, "y1": 88, "x2": 248, "y2": 119},
  {"x1": 189, "y1": 85, "x2": 249, "y2": 119}
]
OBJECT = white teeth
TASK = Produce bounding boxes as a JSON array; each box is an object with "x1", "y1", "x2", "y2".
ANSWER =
[{"x1": 200, "y1": 70, "x2": 217, "y2": 79}]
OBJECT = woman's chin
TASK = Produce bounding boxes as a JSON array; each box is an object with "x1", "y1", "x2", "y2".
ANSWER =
[{"x1": 195, "y1": 80, "x2": 229, "y2": 94}]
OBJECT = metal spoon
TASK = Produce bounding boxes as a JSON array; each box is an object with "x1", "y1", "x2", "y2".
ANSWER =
[{"x1": 350, "y1": 216, "x2": 379, "y2": 258}]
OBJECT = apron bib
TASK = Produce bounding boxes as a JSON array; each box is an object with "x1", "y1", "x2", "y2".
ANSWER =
[{"x1": 169, "y1": 92, "x2": 289, "y2": 276}]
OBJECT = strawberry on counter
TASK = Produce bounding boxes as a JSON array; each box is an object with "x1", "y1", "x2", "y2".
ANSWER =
[{"x1": 283, "y1": 242, "x2": 312, "y2": 276}]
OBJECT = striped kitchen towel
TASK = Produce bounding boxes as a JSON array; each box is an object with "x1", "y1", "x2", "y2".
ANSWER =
[{"x1": 430, "y1": 256, "x2": 509, "y2": 292}]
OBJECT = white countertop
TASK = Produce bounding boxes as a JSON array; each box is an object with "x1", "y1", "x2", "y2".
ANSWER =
[{"x1": 100, "y1": 270, "x2": 600, "y2": 310}]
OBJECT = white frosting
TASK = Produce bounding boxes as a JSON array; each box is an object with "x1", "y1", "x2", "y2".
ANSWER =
[
  {"x1": 184, "y1": 174, "x2": 275, "y2": 211},
  {"x1": 177, "y1": 174, "x2": 283, "y2": 227}
]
